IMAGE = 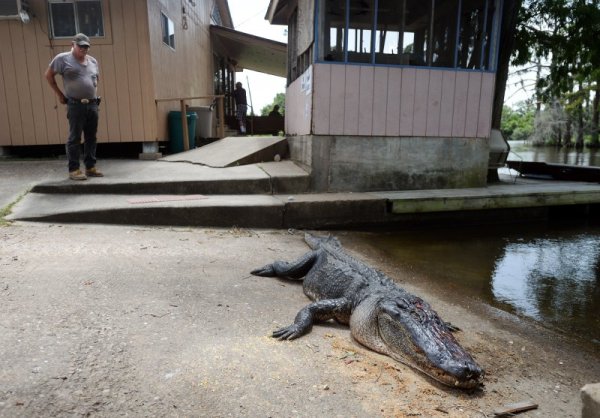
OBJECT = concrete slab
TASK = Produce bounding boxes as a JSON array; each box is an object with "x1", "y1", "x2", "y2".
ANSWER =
[
  {"x1": 30, "y1": 159, "x2": 309, "y2": 196},
  {"x1": 161, "y1": 136, "x2": 288, "y2": 167},
  {"x1": 378, "y1": 180, "x2": 600, "y2": 213},
  {"x1": 0, "y1": 159, "x2": 65, "y2": 209},
  {"x1": 582, "y1": 383, "x2": 600, "y2": 418},
  {"x1": 5, "y1": 159, "x2": 600, "y2": 230},
  {"x1": 8, "y1": 193, "x2": 286, "y2": 228}
]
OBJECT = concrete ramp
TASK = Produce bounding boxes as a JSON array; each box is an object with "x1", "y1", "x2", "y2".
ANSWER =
[{"x1": 160, "y1": 136, "x2": 288, "y2": 168}]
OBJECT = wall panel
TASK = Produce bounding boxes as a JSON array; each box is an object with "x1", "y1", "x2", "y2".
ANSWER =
[
  {"x1": 0, "y1": 26, "x2": 12, "y2": 146},
  {"x1": 385, "y1": 67, "x2": 401, "y2": 136},
  {"x1": 343, "y1": 66, "x2": 360, "y2": 135},
  {"x1": 358, "y1": 66, "x2": 374, "y2": 136},
  {"x1": 439, "y1": 71, "x2": 456, "y2": 137},
  {"x1": 310, "y1": 64, "x2": 495, "y2": 140},
  {"x1": 329, "y1": 64, "x2": 346, "y2": 135},
  {"x1": 465, "y1": 72, "x2": 483, "y2": 138},
  {"x1": 399, "y1": 68, "x2": 415, "y2": 136},
  {"x1": 313, "y1": 64, "x2": 330, "y2": 134},
  {"x1": 452, "y1": 72, "x2": 469, "y2": 137},
  {"x1": 372, "y1": 67, "x2": 388, "y2": 136},
  {"x1": 413, "y1": 69, "x2": 430, "y2": 136},
  {"x1": 477, "y1": 72, "x2": 495, "y2": 137}
]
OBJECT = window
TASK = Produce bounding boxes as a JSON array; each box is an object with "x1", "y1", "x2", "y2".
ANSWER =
[
  {"x1": 322, "y1": 0, "x2": 346, "y2": 62},
  {"x1": 318, "y1": 0, "x2": 500, "y2": 70},
  {"x1": 457, "y1": 0, "x2": 495, "y2": 70},
  {"x1": 49, "y1": 0, "x2": 104, "y2": 38},
  {"x1": 161, "y1": 12, "x2": 175, "y2": 49},
  {"x1": 0, "y1": 0, "x2": 19, "y2": 16}
]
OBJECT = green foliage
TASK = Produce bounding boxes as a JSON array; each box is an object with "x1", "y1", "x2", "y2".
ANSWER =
[
  {"x1": 260, "y1": 93, "x2": 285, "y2": 116},
  {"x1": 515, "y1": 0, "x2": 600, "y2": 98},
  {"x1": 512, "y1": 0, "x2": 600, "y2": 146},
  {"x1": 501, "y1": 102, "x2": 536, "y2": 141}
]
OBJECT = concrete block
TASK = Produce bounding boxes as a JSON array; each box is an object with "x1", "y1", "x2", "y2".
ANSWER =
[
  {"x1": 138, "y1": 152, "x2": 162, "y2": 160},
  {"x1": 288, "y1": 135, "x2": 489, "y2": 192},
  {"x1": 139, "y1": 142, "x2": 161, "y2": 160},
  {"x1": 582, "y1": 383, "x2": 600, "y2": 418},
  {"x1": 142, "y1": 141, "x2": 159, "y2": 153}
]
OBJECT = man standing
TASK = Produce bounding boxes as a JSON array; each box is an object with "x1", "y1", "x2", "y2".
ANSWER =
[
  {"x1": 45, "y1": 33, "x2": 103, "y2": 180},
  {"x1": 233, "y1": 81, "x2": 248, "y2": 135}
]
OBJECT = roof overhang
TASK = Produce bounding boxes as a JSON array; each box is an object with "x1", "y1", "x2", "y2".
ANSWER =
[
  {"x1": 210, "y1": 25, "x2": 287, "y2": 78},
  {"x1": 214, "y1": 0, "x2": 234, "y2": 28},
  {"x1": 265, "y1": 0, "x2": 290, "y2": 25}
]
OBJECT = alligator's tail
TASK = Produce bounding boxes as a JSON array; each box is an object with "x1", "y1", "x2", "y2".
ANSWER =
[{"x1": 304, "y1": 233, "x2": 342, "y2": 249}]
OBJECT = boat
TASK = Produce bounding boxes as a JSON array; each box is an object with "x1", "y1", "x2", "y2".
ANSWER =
[{"x1": 506, "y1": 160, "x2": 600, "y2": 182}]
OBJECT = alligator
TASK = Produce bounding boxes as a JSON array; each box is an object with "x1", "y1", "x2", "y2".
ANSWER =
[{"x1": 251, "y1": 233, "x2": 484, "y2": 389}]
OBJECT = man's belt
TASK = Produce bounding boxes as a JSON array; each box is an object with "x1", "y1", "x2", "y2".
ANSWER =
[{"x1": 69, "y1": 97, "x2": 101, "y2": 104}]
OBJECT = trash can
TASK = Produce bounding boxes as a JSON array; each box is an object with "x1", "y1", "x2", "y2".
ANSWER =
[
  {"x1": 168, "y1": 111, "x2": 198, "y2": 153},
  {"x1": 188, "y1": 106, "x2": 213, "y2": 139}
]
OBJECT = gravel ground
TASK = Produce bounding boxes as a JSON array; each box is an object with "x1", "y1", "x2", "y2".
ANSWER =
[{"x1": 0, "y1": 222, "x2": 598, "y2": 417}]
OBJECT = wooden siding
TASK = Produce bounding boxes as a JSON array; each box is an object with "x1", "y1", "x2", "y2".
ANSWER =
[
  {"x1": 0, "y1": 0, "x2": 218, "y2": 147},
  {"x1": 307, "y1": 63, "x2": 496, "y2": 139},
  {"x1": 147, "y1": 0, "x2": 216, "y2": 140},
  {"x1": 285, "y1": 66, "x2": 312, "y2": 135}
]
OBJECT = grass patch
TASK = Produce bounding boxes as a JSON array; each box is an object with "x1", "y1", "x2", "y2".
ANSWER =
[{"x1": 0, "y1": 190, "x2": 29, "y2": 226}]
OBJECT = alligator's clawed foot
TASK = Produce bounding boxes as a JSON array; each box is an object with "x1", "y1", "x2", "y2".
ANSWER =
[
  {"x1": 272, "y1": 324, "x2": 303, "y2": 340},
  {"x1": 445, "y1": 322, "x2": 461, "y2": 332},
  {"x1": 250, "y1": 264, "x2": 276, "y2": 277}
]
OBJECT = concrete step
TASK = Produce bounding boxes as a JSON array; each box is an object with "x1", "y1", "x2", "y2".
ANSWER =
[
  {"x1": 30, "y1": 160, "x2": 310, "y2": 195},
  {"x1": 8, "y1": 192, "x2": 386, "y2": 229}
]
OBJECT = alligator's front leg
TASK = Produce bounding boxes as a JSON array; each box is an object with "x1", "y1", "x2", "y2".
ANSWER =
[
  {"x1": 273, "y1": 298, "x2": 352, "y2": 340},
  {"x1": 251, "y1": 250, "x2": 318, "y2": 280}
]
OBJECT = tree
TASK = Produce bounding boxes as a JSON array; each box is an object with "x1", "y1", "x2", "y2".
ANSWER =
[
  {"x1": 501, "y1": 102, "x2": 536, "y2": 141},
  {"x1": 512, "y1": 0, "x2": 600, "y2": 147},
  {"x1": 492, "y1": 0, "x2": 524, "y2": 130},
  {"x1": 260, "y1": 93, "x2": 285, "y2": 116}
]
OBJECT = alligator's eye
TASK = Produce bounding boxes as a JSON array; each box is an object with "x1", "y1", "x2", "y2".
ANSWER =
[
  {"x1": 396, "y1": 299, "x2": 409, "y2": 310},
  {"x1": 410, "y1": 310, "x2": 422, "y2": 322}
]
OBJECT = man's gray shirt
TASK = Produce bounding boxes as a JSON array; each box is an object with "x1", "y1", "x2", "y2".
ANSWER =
[{"x1": 49, "y1": 52, "x2": 99, "y2": 100}]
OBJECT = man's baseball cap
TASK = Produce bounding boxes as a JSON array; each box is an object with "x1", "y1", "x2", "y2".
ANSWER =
[{"x1": 73, "y1": 33, "x2": 90, "y2": 47}]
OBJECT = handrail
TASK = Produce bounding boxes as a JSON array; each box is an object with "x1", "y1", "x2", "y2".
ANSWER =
[{"x1": 155, "y1": 95, "x2": 225, "y2": 151}]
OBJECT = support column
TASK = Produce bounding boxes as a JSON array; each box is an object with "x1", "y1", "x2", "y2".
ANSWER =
[{"x1": 138, "y1": 142, "x2": 162, "y2": 160}]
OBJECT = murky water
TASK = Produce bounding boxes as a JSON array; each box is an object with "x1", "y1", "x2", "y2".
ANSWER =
[
  {"x1": 361, "y1": 223, "x2": 600, "y2": 345},
  {"x1": 358, "y1": 143, "x2": 600, "y2": 345},
  {"x1": 508, "y1": 141, "x2": 600, "y2": 167}
]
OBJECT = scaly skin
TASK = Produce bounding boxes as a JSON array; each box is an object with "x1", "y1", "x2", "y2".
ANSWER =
[{"x1": 251, "y1": 233, "x2": 484, "y2": 390}]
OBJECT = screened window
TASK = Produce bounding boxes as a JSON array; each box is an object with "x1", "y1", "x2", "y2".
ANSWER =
[
  {"x1": 318, "y1": 0, "x2": 500, "y2": 70},
  {"x1": 49, "y1": 0, "x2": 104, "y2": 38},
  {"x1": 161, "y1": 12, "x2": 175, "y2": 49},
  {"x1": 322, "y1": 0, "x2": 346, "y2": 62}
]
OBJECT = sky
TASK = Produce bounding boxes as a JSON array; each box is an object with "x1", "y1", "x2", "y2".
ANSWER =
[{"x1": 227, "y1": 0, "x2": 287, "y2": 113}]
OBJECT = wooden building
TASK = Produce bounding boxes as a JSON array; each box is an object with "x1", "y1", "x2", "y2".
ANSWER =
[
  {"x1": 267, "y1": 0, "x2": 509, "y2": 192},
  {"x1": 0, "y1": 0, "x2": 241, "y2": 150}
]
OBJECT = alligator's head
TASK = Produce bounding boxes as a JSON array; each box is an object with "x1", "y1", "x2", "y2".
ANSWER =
[{"x1": 351, "y1": 295, "x2": 484, "y2": 389}]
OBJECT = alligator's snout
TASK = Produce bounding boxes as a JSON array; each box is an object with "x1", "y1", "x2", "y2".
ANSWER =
[
  {"x1": 367, "y1": 297, "x2": 485, "y2": 389},
  {"x1": 439, "y1": 359, "x2": 484, "y2": 389}
]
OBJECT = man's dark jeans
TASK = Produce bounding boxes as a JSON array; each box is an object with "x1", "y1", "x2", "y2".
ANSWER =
[{"x1": 66, "y1": 102, "x2": 99, "y2": 172}]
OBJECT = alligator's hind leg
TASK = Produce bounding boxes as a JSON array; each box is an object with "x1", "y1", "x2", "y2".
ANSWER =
[
  {"x1": 250, "y1": 250, "x2": 318, "y2": 280},
  {"x1": 273, "y1": 298, "x2": 352, "y2": 340}
]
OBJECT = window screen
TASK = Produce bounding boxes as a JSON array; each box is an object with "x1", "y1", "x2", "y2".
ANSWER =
[{"x1": 49, "y1": 1, "x2": 104, "y2": 38}]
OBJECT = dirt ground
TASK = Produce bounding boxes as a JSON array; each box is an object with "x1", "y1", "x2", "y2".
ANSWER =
[{"x1": 0, "y1": 223, "x2": 598, "y2": 417}]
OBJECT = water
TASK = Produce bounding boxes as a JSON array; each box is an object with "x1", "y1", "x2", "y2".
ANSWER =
[
  {"x1": 361, "y1": 223, "x2": 600, "y2": 345},
  {"x1": 508, "y1": 140, "x2": 600, "y2": 167},
  {"x1": 361, "y1": 142, "x2": 600, "y2": 345}
]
